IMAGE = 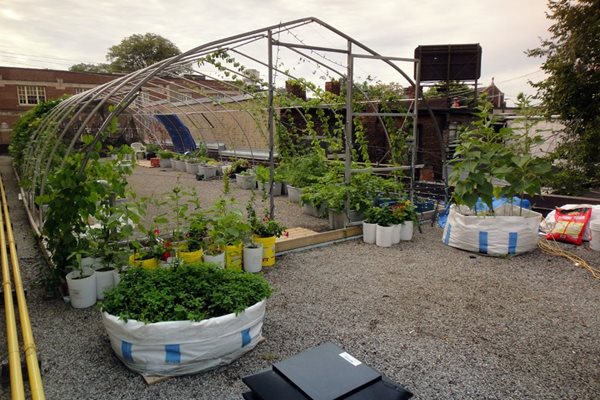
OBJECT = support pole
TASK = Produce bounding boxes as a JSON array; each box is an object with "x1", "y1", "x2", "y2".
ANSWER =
[
  {"x1": 267, "y1": 29, "x2": 275, "y2": 218},
  {"x1": 1, "y1": 180, "x2": 25, "y2": 400},
  {"x1": 411, "y1": 60, "x2": 420, "y2": 203},
  {"x1": 344, "y1": 41, "x2": 354, "y2": 214}
]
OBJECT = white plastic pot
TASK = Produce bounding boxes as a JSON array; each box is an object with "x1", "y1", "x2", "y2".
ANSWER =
[
  {"x1": 590, "y1": 220, "x2": 600, "y2": 251},
  {"x1": 362, "y1": 222, "x2": 377, "y2": 244},
  {"x1": 400, "y1": 221, "x2": 414, "y2": 241},
  {"x1": 94, "y1": 267, "x2": 116, "y2": 300},
  {"x1": 375, "y1": 225, "x2": 394, "y2": 248},
  {"x1": 204, "y1": 252, "x2": 226, "y2": 269},
  {"x1": 392, "y1": 224, "x2": 401, "y2": 244},
  {"x1": 66, "y1": 268, "x2": 97, "y2": 308},
  {"x1": 243, "y1": 245, "x2": 263, "y2": 273}
]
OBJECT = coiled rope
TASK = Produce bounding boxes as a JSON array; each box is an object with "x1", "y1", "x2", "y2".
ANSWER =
[{"x1": 538, "y1": 238, "x2": 600, "y2": 280}]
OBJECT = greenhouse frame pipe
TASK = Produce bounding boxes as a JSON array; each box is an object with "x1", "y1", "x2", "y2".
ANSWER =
[
  {"x1": 155, "y1": 73, "x2": 262, "y2": 159},
  {"x1": 35, "y1": 69, "x2": 153, "y2": 221},
  {"x1": 151, "y1": 76, "x2": 253, "y2": 160},
  {"x1": 1, "y1": 189, "x2": 25, "y2": 399},
  {"x1": 30, "y1": 77, "x2": 130, "y2": 215},
  {"x1": 1, "y1": 178, "x2": 45, "y2": 399},
  {"x1": 267, "y1": 29, "x2": 275, "y2": 218},
  {"x1": 281, "y1": 44, "x2": 405, "y2": 165}
]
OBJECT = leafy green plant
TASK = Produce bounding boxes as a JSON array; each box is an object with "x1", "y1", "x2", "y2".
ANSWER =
[
  {"x1": 449, "y1": 98, "x2": 551, "y2": 212},
  {"x1": 280, "y1": 153, "x2": 327, "y2": 188},
  {"x1": 9, "y1": 97, "x2": 65, "y2": 174},
  {"x1": 38, "y1": 138, "x2": 134, "y2": 285},
  {"x1": 367, "y1": 206, "x2": 395, "y2": 227},
  {"x1": 100, "y1": 263, "x2": 272, "y2": 323},
  {"x1": 209, "y1": 198, "x2": 251, "y2": 246},
  {"x1": 390, "y1": 198, "x2": 417, "y2": 224},
  {"x1": 246, "y1": 194, "x2": 286, "y2": 238},
  {"x1": 157, "y1": 150, "x2": 176, "y2": 159}
]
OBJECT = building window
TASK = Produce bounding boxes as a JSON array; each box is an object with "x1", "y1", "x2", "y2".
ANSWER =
[
  {"x1": 17, "y1": 86, "x2": 46, "y2": 105},
  {"x1": 74, "y1": 88, "x2": 88, "y2": 94}
]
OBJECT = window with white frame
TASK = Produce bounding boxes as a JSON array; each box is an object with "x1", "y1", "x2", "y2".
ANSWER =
[
  {"x1": 74, "y1": 87, "x2": 88, "y2": 94},
  {"x1": 17, "y1": 86, "x2": 46, "y2": 105}
]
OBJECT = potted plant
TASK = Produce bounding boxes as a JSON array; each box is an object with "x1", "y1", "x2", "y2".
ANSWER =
[
  {"x1": 280, "y1": 154, "x2": 327, "y2": 203},
  {"x1": 370, "y1": 206, "x2": 395, "y2": 248},
  {"x1": 235, "y1": 169, "x2": 257, "y2": 190},
  {"x1": 198, "y1": 159, "x2": 221, "y2": 180},
  {"x1": 176, "y1": 212, "x2": 207, "y2": 264},
  {"x1": 300, "y1": 181, "x2": 329, "y2": 218},
  {"x1": 246, "y1": 195, "x2": 286, "y2": 267},
  {"x1": 129, "y1": 228, "x2": 167, "y2": 269},
  {"x1": 362, "y1": 206, "x2": 379, "y2": 244},
  {"x1": 210, "y1": 198, "x2": 251, "y2": 271},
  {"x1": 203, "y1": 226, "x2": 227, "y2": 268},
  {"x1": 99, "y1": 263, "x2": 272, "y2": 376},
  {"x1": 65, "y1": 242, "x2": 97, "y2": 308},
  {"x1": 255, "y1": 165, "x2": 283, "y2": 196},
  {"x1": 157, "y1": 149, "x2": 175, "y2": 168},
  {"x1": 446, "y1": 97, "x2": 551, "y2": 255}
]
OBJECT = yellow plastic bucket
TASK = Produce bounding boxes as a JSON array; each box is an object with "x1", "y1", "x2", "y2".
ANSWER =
[
  {"x1": 253, "y1": 235, "x2": 276, "y2": 267},
  {"x1": 225, "y1": 243, "x2": 243, "y2": 271},
  {"x1": 128, "y1": 254, "x2": 159, "y2": 270},
  {"x1": 177, "y1": 248, "x2": 203, "y2": 264}
]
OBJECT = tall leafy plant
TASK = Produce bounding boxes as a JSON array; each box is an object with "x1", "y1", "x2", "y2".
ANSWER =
[{"x1": 449, "y1": 98, "x2": 551, "y2": 212}]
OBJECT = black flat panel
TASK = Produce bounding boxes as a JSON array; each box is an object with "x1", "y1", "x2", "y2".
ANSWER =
[
  {"x1": 273, "y1": 343, "x2": 381, "y2": 400},
  {"x1": 344, "y1": 377, "x2": 413, "y2": 400},
  {"x1": 242, "y1": 369, "x2": 309, "y2": 400},
  {"x1": 242, "y1": 391, "x2": 261, "y2": 400}
]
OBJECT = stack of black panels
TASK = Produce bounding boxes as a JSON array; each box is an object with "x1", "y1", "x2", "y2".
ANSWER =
[{"x1": 242, "y1": 343, "x2": 413, "y2": 400}]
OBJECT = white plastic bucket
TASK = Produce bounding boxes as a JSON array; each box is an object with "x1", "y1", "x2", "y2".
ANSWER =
[{"x1": 590, "y1": 220, "x2": 600, "y2": 251}]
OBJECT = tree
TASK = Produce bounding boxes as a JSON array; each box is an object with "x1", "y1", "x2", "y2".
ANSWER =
[
  {"x1": 527, "y1": 0, "x2": 600, "y2": 194},
  {"x1": 106, "y1": 33, "x2": 181, "y2": 73},
  {"x1": 69, "y1": 63, "x2": 111, "y2": 73}
]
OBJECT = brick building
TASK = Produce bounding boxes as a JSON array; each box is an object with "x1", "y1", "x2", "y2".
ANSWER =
[{"x1": 0, "y1": 66, "x2": 119, "y2": 151}]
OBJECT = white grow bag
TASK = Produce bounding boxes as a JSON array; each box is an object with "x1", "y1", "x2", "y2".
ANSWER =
[
  {"x1": 102, "y1": 300, "x2": 266, "y2": 377},
  {"x1": 442, "y1": 204, "x2": 542, "y2": 256}
]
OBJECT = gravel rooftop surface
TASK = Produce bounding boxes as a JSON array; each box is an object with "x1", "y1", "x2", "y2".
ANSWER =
[{"x1": 1, "y1": 158, "x2": 599, "y2": 399}]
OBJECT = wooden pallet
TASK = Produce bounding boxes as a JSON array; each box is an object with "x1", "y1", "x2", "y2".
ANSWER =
[
  {"x1": 275, "y1": 226, "x2": 362, "y2": 253},
  {"x1": 136, "y1": 160, "x2": 153, "y2": 168}
]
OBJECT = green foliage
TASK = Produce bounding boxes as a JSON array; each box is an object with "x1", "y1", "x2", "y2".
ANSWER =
[
  {"x1": 100, "y1": 264, "x2": 272, "y2": 323},
  {"x1": 68, "y1": 63, "x2": 111, "y2": 73},
  {"x1": 246, "y1": 193, "x2": 286, "y2": 238},
  {"x1": 106, "y1": 33, "x2": 181, "y2": 72},
  {"x1": 208, "y1": 198, "x2": 251, "y2": 246},
  {"x1": 366, "y1": 206, "x2": 395, "y2": 227},
  {"x1": 9, "y1": 98, "x2": 64, "y2": 173},
  {"x1": 38, "y1": 141, "x2": 134, "y2": 281},
  {"x1": 299, "y1": 161, "x2": 403, "y2": 214},
  {"x1": 527, "y1": 0, "x2": 600, "y2": 194},
  {"x1": 449, "y1": 98, "x2": 551, "y2": 211},
  {"x1": 390, "y1": 199, "x2": 418, "y2": 224},
  {"x1": 279, "y1": 153, "x2": 327, "y2": 188},
  {"x1": 157, "y1": 150, "x2": 176, "y2": 159}
]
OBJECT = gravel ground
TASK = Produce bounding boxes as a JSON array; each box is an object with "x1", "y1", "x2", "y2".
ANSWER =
[{"x1": 2, "y1": 158, "x2": 599, "y2": 399}]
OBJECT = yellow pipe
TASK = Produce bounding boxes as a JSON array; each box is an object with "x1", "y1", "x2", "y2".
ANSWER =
[
  {"x1": 0, "y1": 180, "x2": 25, "y2": 400},
  {"x1": 0, "y1": 176, "x2": 46, "y2": 399}
]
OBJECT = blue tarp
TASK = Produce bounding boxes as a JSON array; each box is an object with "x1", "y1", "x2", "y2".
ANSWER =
[{"x1": 154, "y1": 114, "x2": 197, "y2": 153}]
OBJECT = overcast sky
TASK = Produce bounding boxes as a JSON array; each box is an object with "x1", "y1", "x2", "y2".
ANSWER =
[{"x1": 1, "y1": 0, "x2": 552, "y2": 105}]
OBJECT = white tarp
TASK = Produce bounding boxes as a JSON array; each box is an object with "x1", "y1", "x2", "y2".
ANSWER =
[
  {"x1": 540, "y1": 204, "x2": 600, "y2": 242},
  {"x1": 442, "y1": 204, "x2": 542, "y2": 256},
  {"x1": 102, "y1": 300, "x2": 266, "y2": 377}
]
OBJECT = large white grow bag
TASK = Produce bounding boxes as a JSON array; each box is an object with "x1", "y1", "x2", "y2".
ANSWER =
[
  {"x1": 442, "y1": 204, "x2": 542, "y2": 256},
  {"x1": 102, "y1": 300, "x2": 266, "y2": 377}
]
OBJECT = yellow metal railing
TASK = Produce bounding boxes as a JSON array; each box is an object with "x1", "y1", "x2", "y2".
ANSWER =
[{"x1": 1, "y1": 174, "x2": 45, "y2": 400}]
